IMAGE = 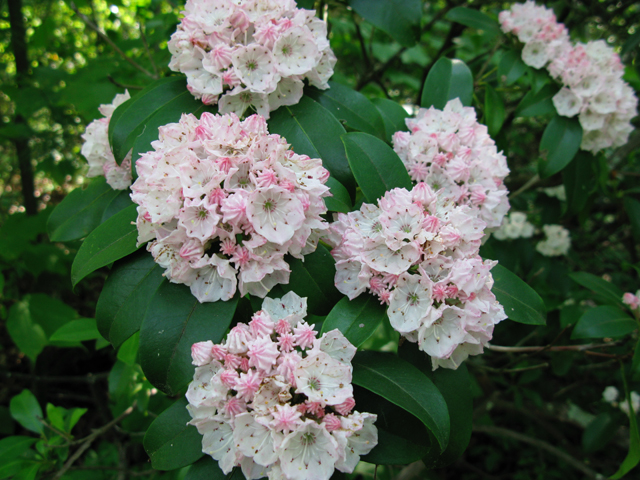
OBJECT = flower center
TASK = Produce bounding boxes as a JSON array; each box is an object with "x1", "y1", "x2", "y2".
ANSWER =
[
  {"x1": 308, "y1": 376, "x2": 320, "y2": 390},
  {"x1": 246, "y1": 60, "x2": 257, "y2": 71},
  {"x1": 301, "y1": 432, "x2": 316, "y2": 446},
  {"x1": 262, "y1": 199, "x2": 276, "y2": 213}
]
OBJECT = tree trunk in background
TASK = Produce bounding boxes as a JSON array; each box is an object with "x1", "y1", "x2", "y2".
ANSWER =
[{"x1": 8, "y1": 0, "x2": 37, "y2": 216}]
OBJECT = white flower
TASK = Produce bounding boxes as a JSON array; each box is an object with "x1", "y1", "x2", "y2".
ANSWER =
[
  {"x1": 278, "y1": 420, "x2": 340, "y2": 480},
  {"x1": 602, "y1": 386, "x2": 619, "y2": 404}
]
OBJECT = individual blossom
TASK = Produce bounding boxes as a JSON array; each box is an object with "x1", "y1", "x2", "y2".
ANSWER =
[
  {"x1": 392, "y1": 98, "x2": 510, "y2": 229},
  {"x1": 622, "y1": 291, "x2": 640, "y2": 311},
  {"x1": 130, "y1": 112, "x2": 331, "y2": 302},
  {"x1": 326, "y1": 183, "x2": 507, "y2": 370},
  {"x1": 602, "y1": 386, "x2": 619, "y2": 404},
  {"x1": 620, "y1": 391, "x2": 640, "y2": 417},
  {"x1": 81, "y1": 91, "x2": 132, "y2": 190},
  {"x1": 168, "y1": 0, "x2": 336, "y2": 118},
  {"x1": 493, "y1": 212, "x2": 534, "y2": 241},
  {"x1": 535, "y1": 224, "x2": 571, "y2": 257},
  {"x1": 499, "y1": 1, "x2": 638, "y2": 153},
  {"x1": 185, "y1": 292, "x2": 377, "y2": 480}
]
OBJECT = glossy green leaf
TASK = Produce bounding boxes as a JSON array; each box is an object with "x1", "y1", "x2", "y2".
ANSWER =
[
  {"x1": 515, "y1": 84, "x2": 559, "y2": 117},
  {"x1": 9, "y1": 390, "x2": 43, "y2": 435},
  {"x1": 109, "y1": 76, "x2": 190, "y2": 164},
  {"x1": 267, "y1": 96, "x2": 354, "y2": 192},
  {"x1": 101, "y1": 190, "x2": 134, "y2": 223},
  {"x1": 47, "y1": 177, "x2": 119, "y2": 242},
  {"x1": 96, "y1": 250, "x2": 165, "y2": 347},
  {"x1": 582, "y1": 413, "x2": 619, "y2": 454},
  {"x1": 421, "y1": 57, "x2": 473, "y2": 109},
  {"x1": 71, "y1": 204, "x2": 140, "y2": 287},
  {"x1": 484, "y1": 84, "x2": 505, "y2": 137},
  {"x1": 571, "y1": 306, "x2": 637, "y2": 339},
  {"x1": 117, "y1": 332, "x2": 140, "y2": 366},
  {"x1": 49, "y1": 318, "x2": 101, "y2": 342},
  {"x1": 348, "y1": 0, "x2": 422, "y2": 47},
  {"x1": 139, "y1": 282, "x2": 238, "y2": 395},
  {"x1": 445, "y1": 7, "x2": 501, "y2": 37},
  {"x1": 624, "y1": 196, "x2": 640, "y2": 242},
  {"x1": 371, "y1": 97, "x2": 409, "y2": 144},
  {"x1": 185, "y1": 456, "x2": 238, "y2": 480},
  {"x1": 324, "y1": 177, "x2": 352, "y2": 213},
  {"x1": 498, "y1": 50, "x2": 527, "y2": 85},
  {"x1": 569, "y1": 272, "x2": 625, "y2": 307},
  {"x1": 321, "y1": 295, "x2": 386, "y2": 348},
  {"x1": 307, "y1": 82, "x2": 386, "y2": 140},
  {"x1": 352, "y1": 351, "x2": 450, "y2": 451},
  {"x1": 538, "y1": 115, "x2": 583, "y2": 178},
  {"x1": 491, "y1": 264, "x2": 546, "y2": 325},
  {"x1": 342, "y1": 132, "x2": 412, "y2": 203},
  {"x1": 282, "y1": 244, "x2": 342, "y2": 316},
  {"x1": 144, "y1": 397, "x2": 204, "y2": 471},
  {"x1": 563, "y1": 152, "x2": 596, "y2": 216}
]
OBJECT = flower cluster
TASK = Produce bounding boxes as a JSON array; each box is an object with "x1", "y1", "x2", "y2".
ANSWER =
[
  {"x1": 327, "y1": 183, "x2": 507, "y2": 370},
  {"x1": 602, "y1": 386, "x2": 640, "y2": 417},
  {"x1": 168, "y1": 0, "x2": 335, "y2": 118},
  {"x1": 623, "y1": 291, "x2": 640, "y2": 311},
  {"x1": 535, "y1": 224, "x2": 571, "y2": 257},
  {"x1": 130, "y1": 112, "x2": 330, "y2": 302},
  {"x1": 186, "y1": 292, "x2": 377, "y2": 480},
  {"x1": 499, "y1": 1, "x2": 638, "y2": 153},
  {"x1": 493, "y1": 212, "x2": 534, "y2": 241},
  {"x1": 392, "y1": 98, "x2": 510, "y2": 229},
  {"x1": 81, "y1": 91, "x2": 132, "y2": 190}
]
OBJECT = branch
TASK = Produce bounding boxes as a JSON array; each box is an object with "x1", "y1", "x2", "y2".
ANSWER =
[
  {"x1": 68, "y1": 2, "x2": 157, "y2": 79},
  {"x1": 487, "y1": 342, "x2": 619, "y2": 353},
  {"x1": 473, "y1": 425, "x2": 605, "y2": 480}
]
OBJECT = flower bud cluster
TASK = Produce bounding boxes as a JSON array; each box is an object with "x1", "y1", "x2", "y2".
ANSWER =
[
  {"x1": 623, "y1": 291, "x2": 640, "y2": 311},
  {"x1": 327, "y1": 183, "x2": 507, "y2": 370},
  {"x1": 392, "y1": 98, "x2": 510, "y2": 229},
  {"x1": 168, "y1": 0, "x2": 335, "y2": 118},
  {"x1": 493, "y1": 212, "x2": 534, "y2": 241},
  {"x1": 499, "y1": 1, "x2": 638, "y2": 153},
  {"x1": 81, "y1": 91, "x2": 132, "y2": 190},
  {"x1": 535, "y1": 224, "x2": 571, "y2": 257},
  {"x1": 130, "y1": 112, "x2": 330, "y2": 302},
  {"x1": 186, "y1": 292, "x2": 377, "y2": 480}
]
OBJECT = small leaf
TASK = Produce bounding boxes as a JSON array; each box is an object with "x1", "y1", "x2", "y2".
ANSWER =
[
  {"x1": 143, "y1": 397, "x2": 204, "y2": 471},
  {"x1": 352, "y1": 350, "x2": 450, "y2": 451},
  {"x1": 491, "y1": 264, "x2": 546, "y2": 325},
  {"x1": 9, "y1": 390, "x2": 43, "y2": 435},
  {"x1": 348, "y1": 0, "x2": 422, "y2": 47},
  {"x1": 49, "y1": 319, "x2": 101, "y2": 342},
  {"x1": 47, "y1": 178, "x2": 119, "y2": 242},
  {"x1": 515, "y1": 84, "x2": 559, "y2": 117},
  {"x1": 321, "y1": 295, "x2": 386, "y2": 348},
  {"x1": 498, "y1": 50, "x2": 527, "y2": 86},
  {"x1": 571, "y1": 306, "x2": 637, "y2": 339},
  {"x1": 421, "y1": 57, "x2": 473, "y2": 109},
  {"x1": 484, "y1": 84, "x2": 505, "y2": 137},
  {"x1": 342, "y1": 132, "x2": 413, "y2": 203},
  {"x1": 139, "y1": 282, "x2": 238, "y2": 395},
  {"x1": 563, "y1": 152, "x2": 596, "y2": 216},
  {"x1": 6, "y1": 300, "x2": 48, "y2": 362},
  {"x1": 569, "y1": 272, "x2": 625, "y2": 307},
  {"x1": 267, "y1": 96, "x2": 354, "y2": 192},
  {"x1": 538, "y1": 115, "x2": 583, "y2": 178},
  {"x1": 324, "y1": 177, "x2": 352, "y2": 213},
  {"x1": 371, "y1": 97, "x2": 409, "y2": 144},
  {"x1": 307, "y1": 82, "x2": 386, "y2": 140},
  {"x1": 445, "y1": 7, "x2": 501, "y2": 37},
  {"x1": 71, "y1": 204, "x2": 140, "y2": 287}
]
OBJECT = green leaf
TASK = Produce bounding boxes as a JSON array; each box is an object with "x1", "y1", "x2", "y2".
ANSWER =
[
  {"x1": 538, "y1": 115, "x2": 583, "y2": 178},
  {"x1": 484, "y1": 84, "x2": 505, "y2": 137},
  {"x1": 342, "y1": 132, "x2": 413, "y2": 203},
  {"x1": 371, "y1": 97, "x2": 409, "y2": 144},
  {"x1": 109, "y1": 76, "x2": 195, "y2": 164},
  {"x1": 307, "y1": 82, "x2": 386, "y2": 140},
  {"x1": 49, "y1": 318, "x2": 101, "y2": 342},
  {"x1": 491, "y1": 264, "x2": 546, "y2": 325},
  {"x1": 445, "y1": 7, "x2": 501, "y2": 37},
  {"x1": 101, "y1": 190, "x2": 135, "y2": 223},
  {"x1": 348, "y1": 0, "x2": 422, "y2": 47},
  {"x1": 421, "y1": 57, "x2": 473, "y2": 109},
  {"x1": 96, "y1": 250, "x2": 165, "y2": 347},
  {"x1": 324, "y1": 177, "x2": 352, "y2": 213},
  {"x1": 571, "y1": 306, "x2": 637, "y2": 339},
  {"x1": 6, "y1": 300, "x2": 48, "y2": 362},
  {"x1": 185, "y1": 456, "x2": 235, "y2": 480},
  {"x1": 563, "y1": 152, "x2": 596, "y2": 216},
  {"x1": 0, "y1": 437, "x2": 37, "y2": 463},
  {"x1": 267, "y1": 96, "x2": 354, "y2": 192},
  {"x1": 569, "y1": 272, "x2": 625, "y2": 307},
  {"x1": 352, "y1": 350, "x2": 450, "y2": 451},
  {"x1": 12, "y1": 463, "x2": 40, "y2": 480},
  {"x1": 515, "y1": 84, "x2": 559, "y2": 117},
  {"x1": 143, "y1": 397, "x2": 204, "y2": 471},
  {"x1": 117, "y1": 332, "x2": 140, "y2": 366},
  {"x1": 611, "y1": 366, "x2": 640, "y2": 479},
  {"x1": 10, "y1": 390, "x2": 43, "y2": 435},
  {"x1": 71, "y1": 204, "x2": 140, "y2": 287},
  {"x1": 47, "y1": 178, "x2": 120, "y2": 242},
  {"x1": 498, "y1": 50, "x2": 527, "y2": 86},
  {"x1": 321, "y1": 295, "x2": 386, "y2": 348},
  {"x1": 582, "y1": 413, "x2": 619, "y2": 454},
  {"x1": 139, "y1": 282, "x2": 238, "y2": 395},
  {"x1": 282, "y1": 244, "x2": 342, "y2": 316},
  {"x1": 624, "y1": 196, "x2": 640, "y2": 242}
]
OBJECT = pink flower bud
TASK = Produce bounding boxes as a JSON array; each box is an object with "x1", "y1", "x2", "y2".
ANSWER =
[
  {"x1": 323, "y1": 413, "x2": 342, "y2": 432},
  {"x1": 191, "y1": 341, "x2": 215, "y2": 366},
  {"x1": 334, "y1": 397, "x2": 356, "y2": 416}
]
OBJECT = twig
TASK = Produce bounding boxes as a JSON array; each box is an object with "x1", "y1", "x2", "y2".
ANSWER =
[
  {"x1": 487, "y1": 342, "x2": 618, "y2": 353},
  {"x1": 68, "y1": 2, "x2": 157, "y2": 79},
  {"x1": 509, "y1": 174, "x2": 540, "y2": 199},
  {"x1": 139, "y1": 22, "x2": 159, "y2": 78},
  {"x1": 67, "y1": 466, "x2": 155, "y2": 476},
  {"x1": 2, "y1": 371, "x2": 109, "y2": 383},
  {"x1": 473, "y1": 425, "x2": 605, "y2": 480},
  {"x1": 39, "y1": 418, "x2": 73, "y2": 442},
  {"x1": 52, "y1": 404, "x2": 136, "y2": 480},
  {"x1": 107, "y1": 75, "x2": 144, "y2": 90}
]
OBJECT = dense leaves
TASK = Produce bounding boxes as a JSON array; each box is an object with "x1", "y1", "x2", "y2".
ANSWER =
[{"x1": 421, "y1": 57, "x2": 474, "y2": 109}]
